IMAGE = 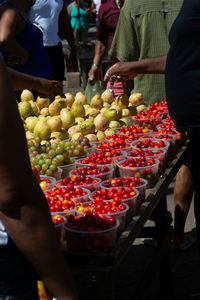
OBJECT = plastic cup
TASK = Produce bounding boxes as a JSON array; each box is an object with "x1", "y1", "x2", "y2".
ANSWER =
[
  {"x1": 39, "y1": 175, "x2": 56, "y2": 191},
  {"x1": 117, "y1": 159, "x2": 160, "y2": 188},
  {"x1": 69, "y1": 166, "x2": 115, "y2": 181},
  {"x1": 64, "y1": 219, "x2": 120, "y2": 253}
]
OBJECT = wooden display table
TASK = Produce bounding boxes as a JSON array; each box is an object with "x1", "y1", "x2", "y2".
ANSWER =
[{"x1": 64, "y1": 142, "x2": 189, "y2": 300}]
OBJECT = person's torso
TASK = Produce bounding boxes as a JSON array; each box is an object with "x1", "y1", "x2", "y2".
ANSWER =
[
  {"x1": 110, "y1": 0, "x2": 183, "y2": 104},
  {"x1": 0, "y1": 14, "x2": 52, "y2": 78},
  {"x1": 166, "y1": 0, "x2": 200, "y2": 130},
  {"x1": 70, "y1": 2, "x2": 88, "y2": 29},
  {"x1": 99, "y1": 0, "x2": 120, "y2": 47},
  {"x1": 29, "y1": 0, "x2": 63, "y2": 47}
]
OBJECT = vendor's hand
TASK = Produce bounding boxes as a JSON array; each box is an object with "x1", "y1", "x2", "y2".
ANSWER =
[
  {"x1": 7, "y1": 48, "x2": 29, "y2": 66},
  {"x1": 36, "y1": 78, "x2": 64, "y2": 97},
  {"x1": 104, "y1": 62, "x2": 138, "y2": 82},
  {"x1": 88, "y1": 65, "x2": 101, "y2": 81}
]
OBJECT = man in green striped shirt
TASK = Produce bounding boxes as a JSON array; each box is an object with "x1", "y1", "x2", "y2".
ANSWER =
[{"x1": 109, "y1": 0, "x2": 183, "y2": 104}]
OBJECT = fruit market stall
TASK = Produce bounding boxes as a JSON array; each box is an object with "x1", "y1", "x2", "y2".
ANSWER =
[{"x1": 18, "y1": 89, "x2": 189, "y2": 299}]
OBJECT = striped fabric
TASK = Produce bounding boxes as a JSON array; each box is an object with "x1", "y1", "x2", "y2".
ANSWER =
[{"x1": 109, "y1": 0, "x2": 183, "y2": 104}]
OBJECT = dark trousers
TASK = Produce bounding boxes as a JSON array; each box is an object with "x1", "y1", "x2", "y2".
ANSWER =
[
  {"x1": 45, "y1": 42, "x2": 65, "y2": 82},
  {"x1": 0, "y1": 245, "x2": 39, "y2": 299},
  {"x1": 189, "y1": 129, "x2": 200, "y2": 253}
]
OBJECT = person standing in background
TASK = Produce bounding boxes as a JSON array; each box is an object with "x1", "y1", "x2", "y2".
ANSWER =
[
  {"x1": 0, "y1": 0, "x2": 53, "y2": 79},
  {"x1": 29, "y1": 0, "x2": 78, "y2": 82},
  {"x1": 88, "y1": 0, "x2": 125, "y2": 96},
  {"x1": 67, "y1": 0, "x2": 89, "y2": 44},
  {"x1": 106, "y1": 0, "x2": 195, "y2": 251}
]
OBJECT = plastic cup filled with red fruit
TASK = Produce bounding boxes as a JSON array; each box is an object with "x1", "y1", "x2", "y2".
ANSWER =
[
  {"x1": 76, "y1": 200, "x2": 129, "y2": 233},
  {"x1": 94, "y1": 149, "x2": 126, "y2": 162},
  {"x1": 100, "y1": 176, "x2": 148, "y2": 202},
  {"x1": 56, "y1": 175, "x2": 101, "y2": 192},
  {"x1": 90, "y1": 187, "x2": 139, "y2": 220},
  {"x1": 132, "y1": 112, "x2": 163, "y2": 130},
  {"x1": 75, "y1": 153, "x2": 116, "y2": 168},
  {"x1": 117, "y1": 158, "x2": 160, "y2": 188},
  {"x1": 51, "y1": 213, "x2": 66, "y2": 244},
  {"x1": 64, "y1": 213, "x2": 119, "y2": 253},
  {"x1": 39, "y1": 175, "x2": 56, "y2": 191},
  {"x1": 69, "y1": 165, "x2": 115, "y2": 181},
  {"x1": 126, "y1": 148, "x2": 167, "y2": 173},
  {"x1": 45, "y1": 189, "x2": 76, "y2": 215},
  {"x1": 96, "y1": 140, "x2": 132, "y2": 152},
  {"x1": 45, "y1": 186, "x2": 90, "y2": 205},
  {"x1": 131, "y1": 138, "x2": 170, "y2": 153}
]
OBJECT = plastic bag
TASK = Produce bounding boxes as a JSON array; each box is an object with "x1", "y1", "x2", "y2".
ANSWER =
[{"x1": 85, "y1": 79, "x2": 102, "y2": 104}]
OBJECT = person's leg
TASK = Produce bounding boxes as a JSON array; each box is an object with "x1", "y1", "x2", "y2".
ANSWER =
[
  {"x1": 173, "y1": 156, "x2": 194, "y2": 248},
  {"x1": 189, "y1": 129, "x2": 200, "y2": 253},
  {"x1": 45, "y1": 43, "x2": 65, "y2": 82}
]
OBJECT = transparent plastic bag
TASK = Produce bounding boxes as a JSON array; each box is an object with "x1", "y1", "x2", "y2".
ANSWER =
[{"x1": 85, "y1": 79, "x2": 102, "y2": 104}]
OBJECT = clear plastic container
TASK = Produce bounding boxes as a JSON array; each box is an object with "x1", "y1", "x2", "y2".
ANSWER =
[
  {"x1": 117, "y1": 159, "x2": 160, "y2": 188},
  {"x1": 90, "y1": 187, "x2": 139, "y2": 223},
  {"x1": 39, "y1": 175, "x2": 56, "y2": 191},
  {"x1": 100, "y1": 203, "x2": 129, "y2": 233},
  {"x1": 45, "y1": 187, "x2": 90, "y2": 203},
  {"x1": 59, "y1": 162, "x2": 76, "y2": 178},
  {"x1": 56, "y1": 177, "x2": 102, "y2": 192},
  {"x1": 75, "y1": 158, "x2": 116, "y2": 169},
  {"x1": 75, "y1": 200, "x2": 129, "y2": 233},
  {"x1": 132, "y1": 116, "x2": 163, "y2": 130},
  {"x1": 69, "y1": 166, "x2": 115, "y2": 181},
  {"x1": 51, "y1": 209, "x2": 76, "y2": 218},
  {"x1": 51, "y1": 214, "x2": 66, "y2": 242},
  {"x1": 51, "y1": 167, "x2": 63, "y2": 180},
  {"x1": 64, "y1": 219, "x2": 120, "y2": 253},
  {"x1": 131, "y1": 138, "x2": 170, "y2": 153}
]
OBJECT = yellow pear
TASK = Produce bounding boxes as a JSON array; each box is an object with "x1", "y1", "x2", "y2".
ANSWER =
[
  {"x1": 129, "y1": 93, "x2": 143, "y2": 106},
  {"x1": 47, "y1": 116, "x2": 62, "y2": 132},
  {"x1": 36, "y1": 96, "x2": 50, "y2": 109},
  {"x1": 101, "y1": 90, "x2": 114, "y2": 103},
  {"x1": 75, "y1": 92, "x2": 87, "y2": 105},
  {"x1": 21, "y1": 89, "x2": 34, "y2": 102}
]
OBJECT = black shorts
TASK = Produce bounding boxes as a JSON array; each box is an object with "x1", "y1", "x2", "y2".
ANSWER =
[
  {"x1": 45, "y1": 42, "x2": 65, "y2": 82},
  {"x1": 0, "y1": 245, "x2": 39, "y2": 299}
]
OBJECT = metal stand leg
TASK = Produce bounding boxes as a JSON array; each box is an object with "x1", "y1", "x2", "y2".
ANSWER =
[{"x1": 154, "y1": 195, "x2": 173, "y2": 296}]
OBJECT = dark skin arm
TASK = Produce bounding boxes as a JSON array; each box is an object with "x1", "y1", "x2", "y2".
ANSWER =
[
  {"x1": 7, "y1": 67, "x2": 64, "y2": 97},
  {"x1": 0, "y1": 56, "x2": 77, "y2": 300},
  {"x1": 59, "y1": 0, "x2": 78, "y2": 71},
  {"x1": 104, "y1": 55, "x2": 167, "y2": 82}
]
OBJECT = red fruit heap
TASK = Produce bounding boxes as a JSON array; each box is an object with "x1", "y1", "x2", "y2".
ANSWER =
[
  {"x1": 147, "y1": 133, "x2": 175, "y2": 142},
  {"x1": 91, "y1": 187, "x2": 137, "y2": 201},
  {"x1": 96, "y1": 140, "x2": 130, "y2": 151},
  {"x1": 66, "y1": 213, "x2": 116, "y2": 231},
  {"x1": 52, "y1": 215, "x2": 64, "y2": 224},
  {"x1": 102, "y1": 177, "x2": 145, "y2": 188},
  {"x1": 72, "y1": 166, "x2": 110, "y2": 176},
  {"x1": 133, "y1": 139, "x2": 167, "y2": 149},
  {"x1": 146, "y1": 101, "x2": 168, "y2": 115},
  {"x1": 79, "y1": 152, "x2": 115, "y2": 166},
  {"x1": 57, "y1": 175, "x2": 99, "y2": 187},
  {"x1": 133, "y1": 110, "x2": 163, "y2": 120},
  {"x1": 120, "y1": 157, "x2": 156, "y2": 168},
  {"x1": 119, "y1": 125, "x2": 151, "y2": 135},
  {"x1": 127, "y1": 149, "x2": 164, "y2": 158},
  {"x1": 76, "y1": 200, "x2": 127, "y2": 215}
]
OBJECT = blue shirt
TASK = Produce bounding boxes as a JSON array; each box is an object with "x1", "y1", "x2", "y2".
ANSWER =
[{"x1": 0, "y1": 16, "x2": 52, "y2": 78}]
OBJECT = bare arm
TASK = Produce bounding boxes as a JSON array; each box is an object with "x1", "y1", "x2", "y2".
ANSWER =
[
  {"x1": 7, "y1": 67, "x2": 64, "y2": 97},
  {"x1": 0, "y1": 7, "x2": 29, "y2": 65},
  {"x1": 0, "y1": 56, "x2": 77, "y2": 300},
  {"x1": 88, "y1": 39, "x2": 107, "y2": 80},
  {"x1": 104, "y1": 55, "x2": 167, "y2": 82}
]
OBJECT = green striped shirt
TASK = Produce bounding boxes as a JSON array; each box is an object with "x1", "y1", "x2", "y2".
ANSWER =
[{"x1": 109, "y1": 0, "x2": 183, "y2": 104}]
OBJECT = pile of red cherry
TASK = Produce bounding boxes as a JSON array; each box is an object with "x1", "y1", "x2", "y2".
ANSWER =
[
  {"x1": 71, "y1": 166, "x2": 111, "y2": 177},
  {"x1": 96, "y1": 140, "x2": 130, "y2": 151},
  {"x1": 65, "y1": 213, "x2": 116, "y2": 231},
  {"x1": 127, "y1": 148, "x2": 165, "y2": 158},
  {"x1": 76, "y1": 200, "x2": 127, "y2": 215},
  {"x1": 132, "y1": 139, "x2": 167, "y2": 149},
  {"x1": 90, "y1": 187, "x2": 137, "y2": 201},
  {"x1": 57, "y1": 175, "x2": 100, "y2": 187},
  {"x1": 120, "y1": 157, "x2": 156, "y2": 168},
  {"x1": 101, "y1": 177, "x2": 145, "y2": 188}
]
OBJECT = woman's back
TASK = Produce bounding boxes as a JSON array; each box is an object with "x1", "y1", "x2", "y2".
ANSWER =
[{"x1": 70, "y1": 2, "x2": 88, "y2": 29}]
